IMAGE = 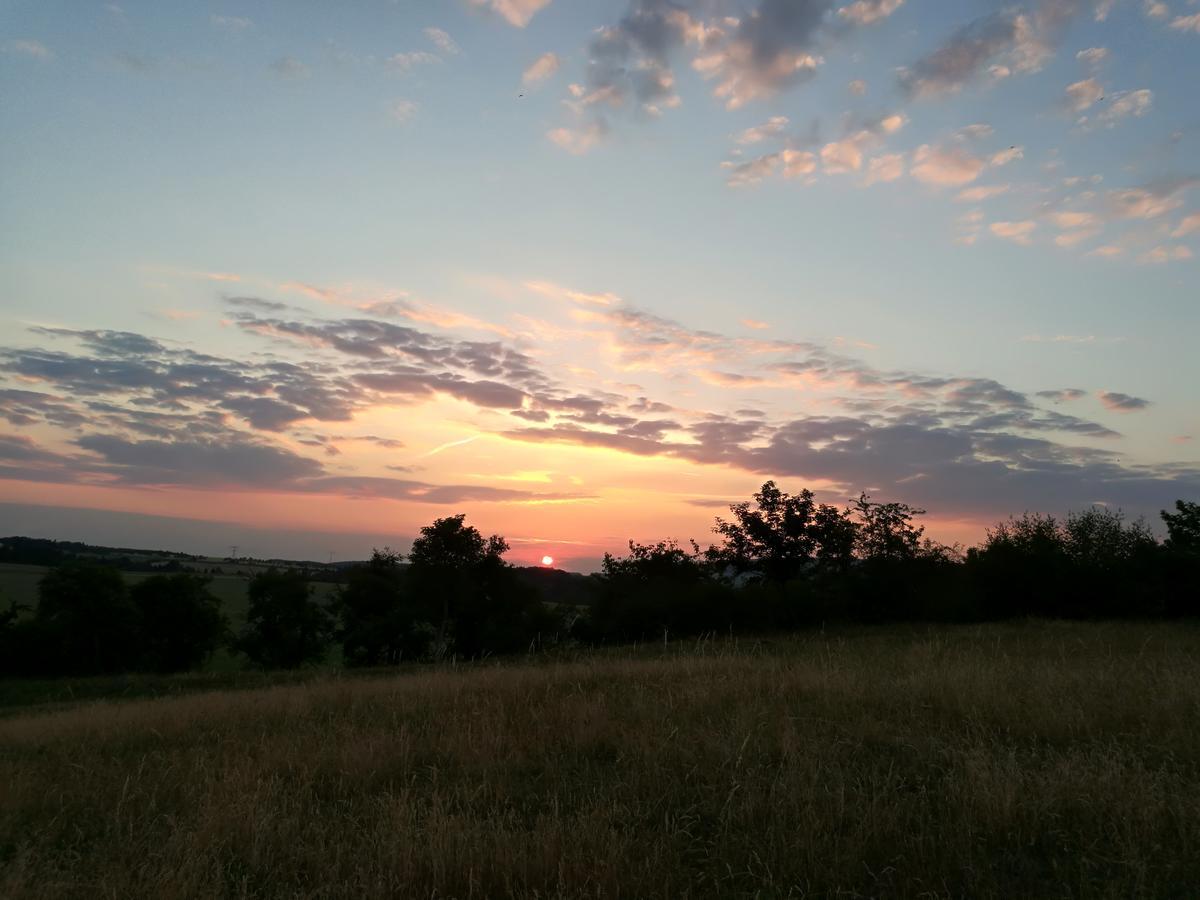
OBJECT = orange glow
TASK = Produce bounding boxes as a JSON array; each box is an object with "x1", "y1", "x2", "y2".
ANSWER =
[{"x1": 541, "y1": 555, "x2": 554, "y2": 566}]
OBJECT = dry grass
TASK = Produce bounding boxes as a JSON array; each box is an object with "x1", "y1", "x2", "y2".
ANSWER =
[{"x1": 2, "y1": 621, "x2": 1199, "y2": 898}]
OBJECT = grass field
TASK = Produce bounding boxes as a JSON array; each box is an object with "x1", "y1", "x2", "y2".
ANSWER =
[{"x1": 2, "y1": 621, "x2": 1199, "y2": 898}]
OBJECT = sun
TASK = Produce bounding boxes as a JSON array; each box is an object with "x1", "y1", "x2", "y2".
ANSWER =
[{"x1": 541, "y1": 555, "x2": 554, "y2": 566}]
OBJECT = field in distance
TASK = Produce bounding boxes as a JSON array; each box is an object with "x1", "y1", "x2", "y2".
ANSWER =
[{"x1": 2, "y1": 620, "x2": 1198, "y2": 899}]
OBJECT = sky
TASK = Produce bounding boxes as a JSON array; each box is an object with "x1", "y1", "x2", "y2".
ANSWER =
[{"x1": 1, "y1": 0, "x2": 1198, "y2": 570}]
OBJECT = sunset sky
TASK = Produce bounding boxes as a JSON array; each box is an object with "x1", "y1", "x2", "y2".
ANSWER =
[{"x1": 1, "y1": 0, "x2": 1198, "y2": 569}]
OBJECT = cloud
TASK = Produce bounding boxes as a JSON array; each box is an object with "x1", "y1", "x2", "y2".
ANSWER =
[
  {"x1": 1143, "y1": 0, "x2": 1170, "y2": 20},
  {"x1": 957, "y1": 184, "x2": 1010, "y2": 202},
  {"x1": 468, "y1": 0, "x2": 553, "y2": 28},
  {"x1": 899, "y1": 0, "x2": 1096, "y2": 97},
  {"x1": 736, "y1": 116, "x2": 790, "y2": 145},
  {"x1": 911, "y1": 144, "x2": 987, "y2": 187},
  {"x1": 386, "y1": 51, "x2": 441, "y2": 72},
  {"x1": 989, "y1": 146, "x2": 1024, "y2": 166},
  {"x1": 1075, "y1": 46, "x2": 1108, "y2": 66},
  {"x1": 1036, "y1": 388, "x2": 1088, "y2": 401},
  {"x1": 692, "y1": 0, "x2": 829, "y2": 109},
  {"x1": 1172, "y1": 213, "x2": 1200, "y2": 237},
  {"x1": 1138, "y1": 245, "x2": 1193, "y2": 264},
  {"x1": 388, "y1": 99, "x2": 419, "y2": 123},
  {"x1": 547, "y1": 122, "x2": 607, "y2": 155},
  {"x1": 1065, "y1": 77, "x2": 1104, "y2": 111},
  {"x1": 864, "y1": 154, "x2": 905, "y2": 184},
  {"x1": 1098, "y1": 391, "x2": 1151, "y2": 412},
  {"x1": 270, "y1": 57, "x2": 309, "y2": 78},
  {"x1": 1049, "y1": 211, "x2": 1100, "y2": 229},
  {"x1": 1106, "y1": 178, "x2": 1198, "y2": 220},
  {"x1": 2, "y1": 293, "x2": 1191, "y2": 526},
  {"x1": 3, "y1": 39, "x2": 53, "y2": 59},
  {"x1": 1098, "y1": 89, "x2": 1153, "y2": 124},
  {"x1": 424, "y1": 27, "x2": 461, "y2": 55},
  {"x1": 847, "y1": 78, "x2": 868, "y2": 95},
  {"x1": 211, "y1": 15, "x2": 253, "y2": 32},
  {"x1": 724, "y1": 150, "x2": 817, "y2": 186},
  {"x1": 837, "y1": 0, "x2": 905, "y2": 26},
  {"x1": 990, "y1": 220, "x2": 1038, "y2": 244},
  {"x1": 1172, "y1": 13, "x2": 1200, "y2": 32},
  {"x1": 522, "y1": 52, "x2": 561, "y2": 86}
]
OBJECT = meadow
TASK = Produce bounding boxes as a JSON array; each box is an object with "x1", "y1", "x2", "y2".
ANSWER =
[{"x1": 2, "y1": 620, "x2": 1199, "y2": 899}]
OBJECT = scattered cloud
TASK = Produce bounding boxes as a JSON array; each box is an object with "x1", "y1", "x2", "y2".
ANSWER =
[
  {"x1": 388, "y1": 99, "x2": 418, "y2": 123},
  {"x1": 1075, "y1": 46, "x2": 1108, "y2": 66},
  {"x1": 1065, "y1": 77, "x2": 1104, "y2": 111},
  {"x1": 1138, "y1": 245, "x2": 1193, "y2": 264},
  {"x1": 848, "y1": 79, "x2": 868, "y2": 95},
  {"x1": 270, "y1": 57, "x2": 309, "y2": 78},
  {"x1": 3, "y1": 39, "x2": 53, "y2": 60},
  {"x1": 424, "y1": 27, "x2": 461, "y2": 55},
  {"x1": 468, "y1": 0, "x2": 554, "y2": 28},
  {"x1": 957, "y1": 184, "x2": 1010, "y2": 202},
  {"x1": 864, "y1": 153, "x2": 905, "y2": 184},
  {"x1": 386, "y1": 51, "x2": 441, "y2": 72},
  {"x1": 1172, "y1": 13, "x2": 1200, "y2": 32},
  {"x1": 911, "y1": 143, "x2": 986, "y2": 187},
  {"x1": 522, "y1": 52, "x2": 561, "y2": 86},
  {"x1": 736, "y1": 116, "x2": 790, "y2": 145},
  {"x1": 211, "y1": 15, "x2": 253, "y2": 32},
  {"x1": 1098, "y1": 391, "x2": 1151, "y2": 411},
  {"x1": 990, "y1": 220, "x2": 1038, "y2": 244},
  {"x1": 1172, "y1": 213, "x2": 1200, "y2": 237},
  {"x1": 547, "y1": 121, "x2": 607, "y2": 155},
  {"x1": 837, "y1": 0, "x2": 905, "y2": 26},
  {"x1": 1098, "y1": 89, "x2": 1153, "y2": 124}
]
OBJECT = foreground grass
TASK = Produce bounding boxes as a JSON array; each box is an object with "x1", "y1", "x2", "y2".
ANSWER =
[{"x1": 2, "y1": 622, "x2": 1199, "y2": 898}]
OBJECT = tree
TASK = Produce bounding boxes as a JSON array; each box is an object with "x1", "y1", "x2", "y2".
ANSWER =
[
  {"x1": 335, "y1": 548, "x2": 435, "y2": 666},
  {"x1": 236, "y1": 570, "x2": 332, "y2": 669},
  {"x1": 34, "y1": 563, "x2": 140, "y2": 675},
  {"x1": 852, "y1": 493, "x2": 926, "y2": 561},
  {"x1": 407, "y1": 515, "x2": 551, "y2": 658},
  {"x1": 1162, "y1": 500, "x2": 1200, "y2": 558},
  {"x1": 707, "y1": 481, "x2": 857, "y2": 583},
  {"x1": 131, "y1": 573, "x2": 228, "y2": 673}
]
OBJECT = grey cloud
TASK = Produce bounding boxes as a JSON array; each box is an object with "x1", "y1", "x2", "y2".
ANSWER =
[
  {"x1": 1098, "y1": 391, "x2": 1151, "y2": 412},
  {"x1": 899, "y1": 0, "x2": 1097, "y2": 97}
]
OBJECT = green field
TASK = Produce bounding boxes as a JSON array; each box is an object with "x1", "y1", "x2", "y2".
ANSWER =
[{"x1": 2, "y1": 621, "x2": 1198, "y2": 898}]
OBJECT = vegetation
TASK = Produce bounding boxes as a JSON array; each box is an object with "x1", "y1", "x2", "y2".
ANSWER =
[
  {"x1": 2, "y1": 622, "x2": 1199, "y2": 898},
  {"x1": 1, "y1": 486, "x2": 1198, "y2": 680}
]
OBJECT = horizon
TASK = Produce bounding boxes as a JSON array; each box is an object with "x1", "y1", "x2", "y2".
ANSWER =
[{"x1": 2, "y1": 0, "x2": 1198, "y2": 571}]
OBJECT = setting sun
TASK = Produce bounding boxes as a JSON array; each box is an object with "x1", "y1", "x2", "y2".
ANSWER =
[{"x1": 541, "y1": 555, "x2": 554, "y2": 567}]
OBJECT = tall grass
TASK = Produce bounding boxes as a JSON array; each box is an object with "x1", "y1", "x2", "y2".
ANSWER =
[{"x1": 2, "y1": 621, "x2": 1199, "y2": 898}]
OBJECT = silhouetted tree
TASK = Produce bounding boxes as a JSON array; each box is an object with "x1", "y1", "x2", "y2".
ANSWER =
[
  {"x1": 236, "y1": 570, "x2": 332, "y2": 669},
  {"x1": 335, "y1": 548, "x2": 435, "y2": 666},
  {"x1": 707, "y1": 482, "x2": 858, "y2": 583},
  {"x1": 852, "y1": 494, "x2": 926, "y2": 561},
  {"x1": 131, "y1": 573, "x2": 228, "y2": 673},
  {"x1": 408, "y1": 515, "x2": 553, "y2": 658},
  {"x1": 1160, "y1": 500, "x2": 1200, "y2": 617},
  {"x1": 1162, "y1": 501, "x2": 1200, "y2": 558},
  {"x1": 32, "y1": 563, "x2": 140, "y2": 675}
]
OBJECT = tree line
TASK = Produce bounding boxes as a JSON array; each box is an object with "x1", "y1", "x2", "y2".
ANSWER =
[{"x1": 1, "y1": 485, "x2": 1197, "y2": 677}]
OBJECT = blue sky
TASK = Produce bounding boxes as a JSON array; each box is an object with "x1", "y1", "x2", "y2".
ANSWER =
[{"x1": 0, "y1": 0, "x2": 1197, "y2": 567}]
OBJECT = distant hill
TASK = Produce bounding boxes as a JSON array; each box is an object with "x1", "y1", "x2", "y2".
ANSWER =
[{"x1": 0, "y1": 536, "x2": 599, "y2": 606}]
